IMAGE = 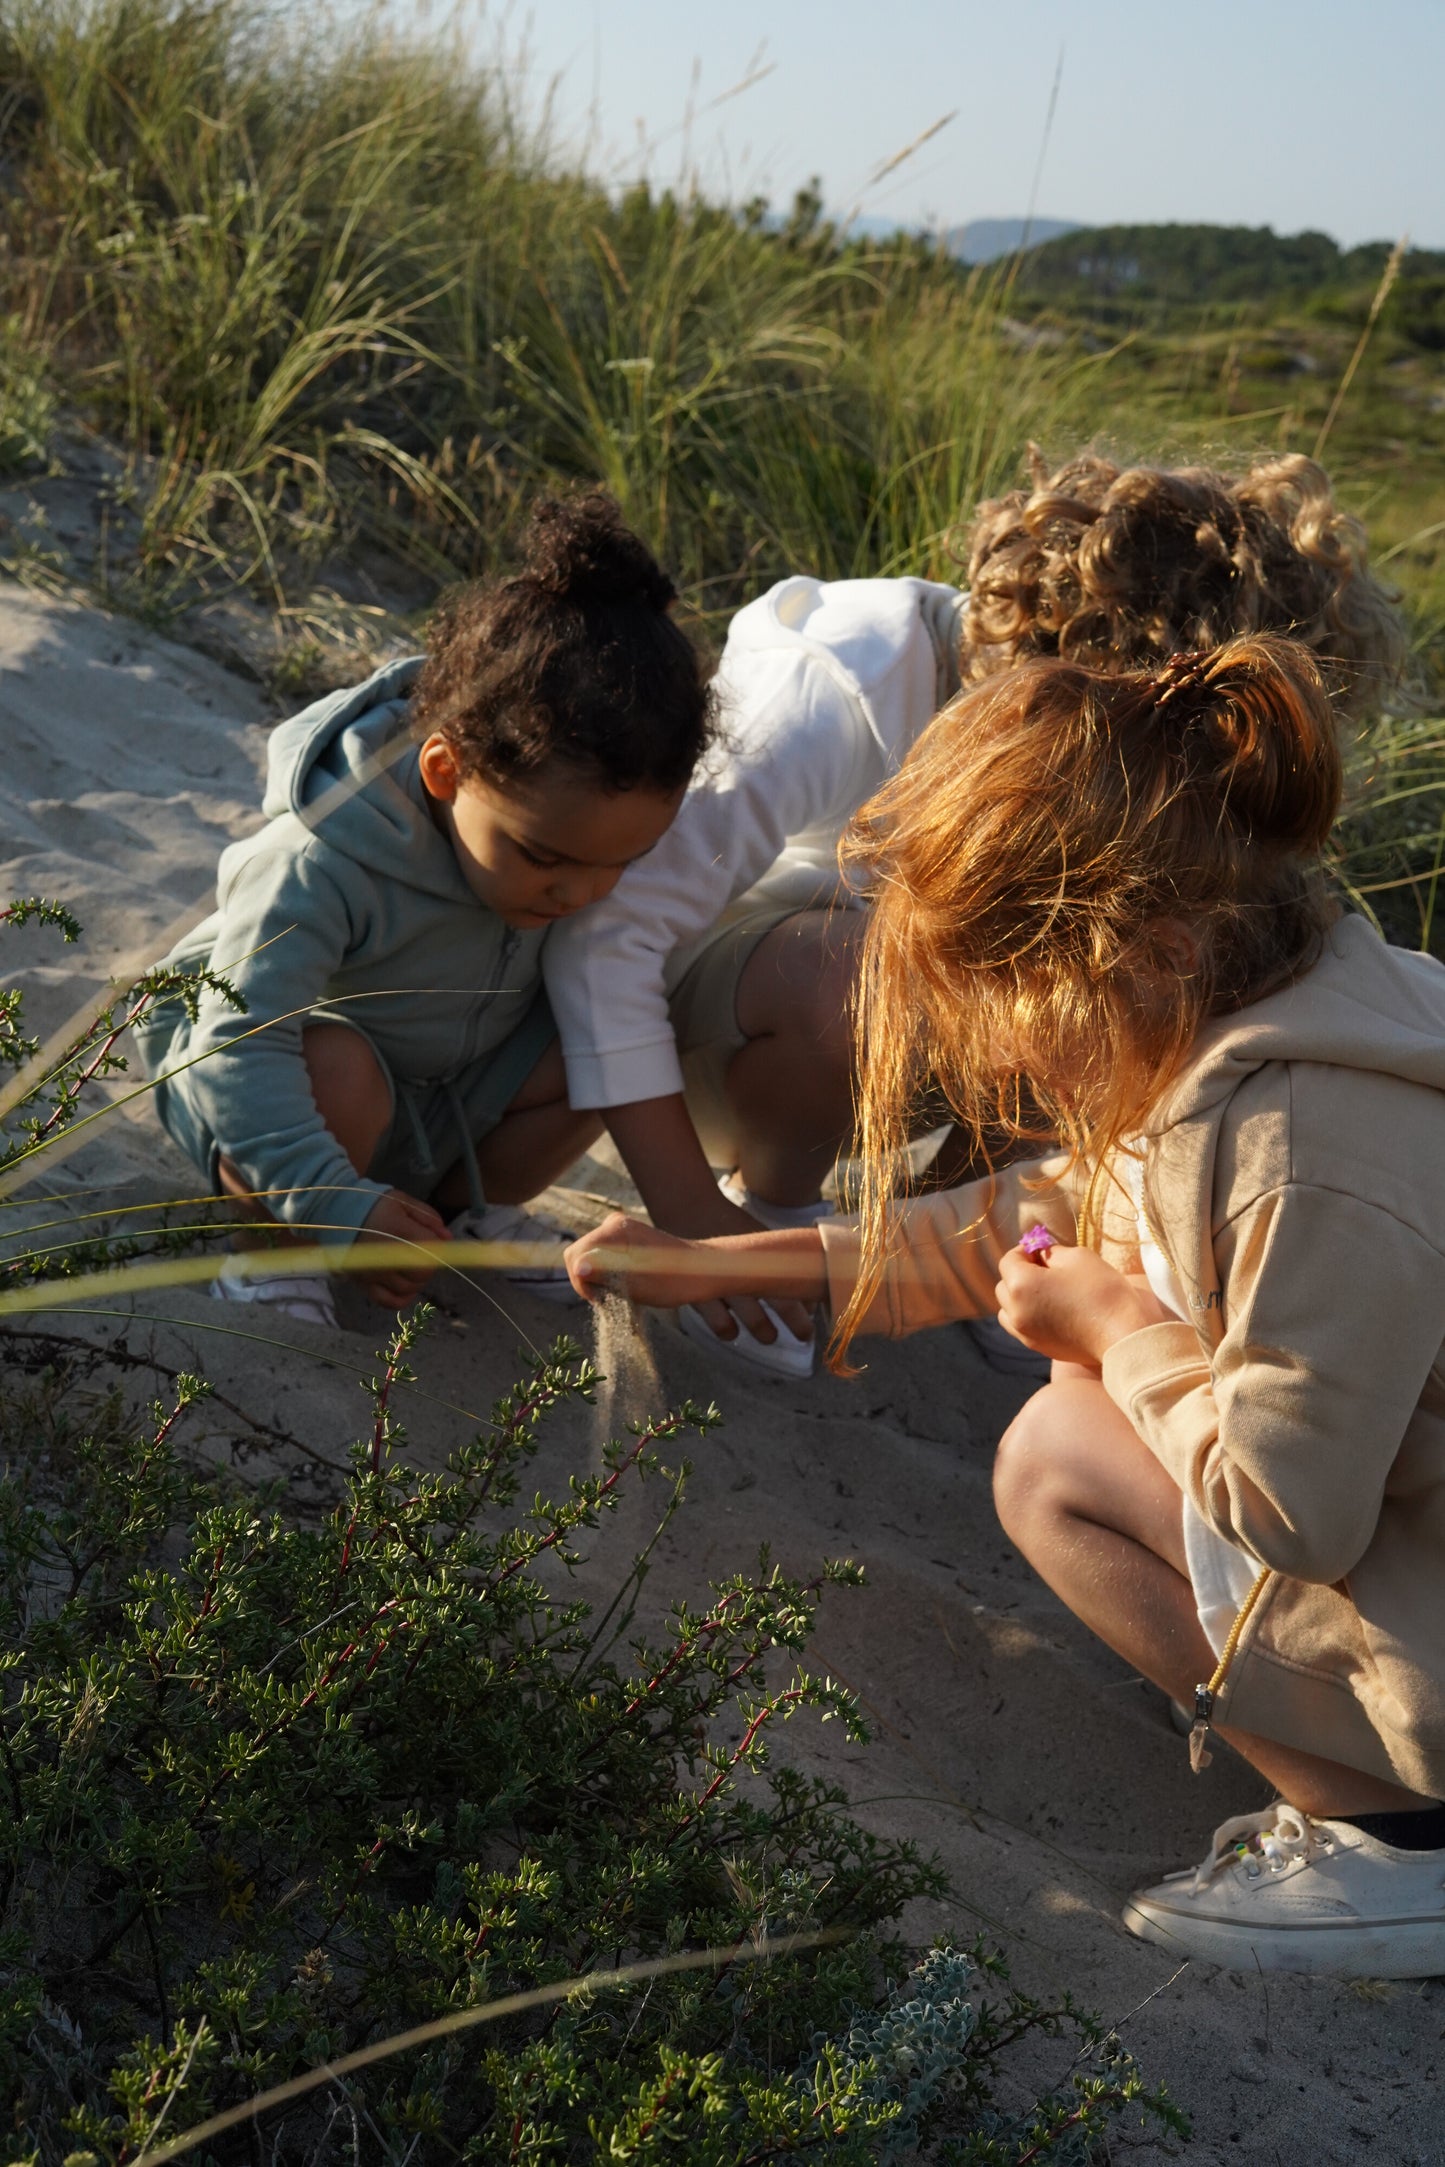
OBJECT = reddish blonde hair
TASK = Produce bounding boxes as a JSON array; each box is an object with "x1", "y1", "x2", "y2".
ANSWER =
[{"x1": 836, "y1": 633, "x2": 1342, "y2": 1361}]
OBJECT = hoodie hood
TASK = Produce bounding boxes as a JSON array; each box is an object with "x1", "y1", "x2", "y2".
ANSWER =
[
  {"x1": 1152, "y1": 914, "x2": 1445, "y2": 1135},
  {"x1": 259, "y1": 655, "x2": 467, "y2": 902}
]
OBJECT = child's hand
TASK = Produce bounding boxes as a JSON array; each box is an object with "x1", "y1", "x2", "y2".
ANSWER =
[
  {"x1": 995, "y1": 1240, "x2": 1174, "y2": 1367},
  {"x1": 566, "y1": 1213, "x2": 732, "y2": 1310},
  {"x1": 564, "y1": 1213, "x2": 815, "y2": 1346},
  {"x1": 359, "y1": 1187, "x2": 451, "y2": 1307}
]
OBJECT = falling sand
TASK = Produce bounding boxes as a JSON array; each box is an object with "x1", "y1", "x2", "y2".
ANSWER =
[{"x1": 589, "y1": 1291, "x2": 663, "y2": 1456}]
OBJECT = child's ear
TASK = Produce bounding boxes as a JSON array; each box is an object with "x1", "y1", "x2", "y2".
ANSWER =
[{"x1": 418, "y1": 733, "x2": 460, "y2": 802}]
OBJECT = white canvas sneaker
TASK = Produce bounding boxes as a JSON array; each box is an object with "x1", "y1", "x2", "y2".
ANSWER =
[
  {"x1": 213, "y1": 1253, "x2": 339, "y2": 1331},
  {"x1": 677, "y1": 1298, "x2": 817, "y2": 1379},
  {"x1": 447, "y1": 1202, "x2": 581, "y2": 1305},
  {"x1": 1123, "y1": 1802, "x2": 1445, "y2": 1977}
]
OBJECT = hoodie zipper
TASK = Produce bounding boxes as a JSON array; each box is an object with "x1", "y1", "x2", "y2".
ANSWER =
[
  {"x1": 1188, "y1": 1567, "x2": 1273, "y2": 1771},
  {"x1": 454, "y1": 924, "x2": 522, "y2": 1070}
]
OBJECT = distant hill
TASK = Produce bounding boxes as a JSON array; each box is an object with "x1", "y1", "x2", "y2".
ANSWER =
[
  {"x1": 840, "y1": 217, "x2": 1445, "y2": 348},
  {"x1": 1014, "y1": 222, "x2": 1415, "y2": 304},
  {"x1": 948, "y1": 217, "x2": 1079, "y2": 264}
]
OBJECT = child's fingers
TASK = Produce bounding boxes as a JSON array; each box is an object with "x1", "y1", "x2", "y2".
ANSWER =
[
  {"x1": 717, "y1": 1293, "x2": 775, "y2": 1342},
  {"x1": 564, "y1": 1228, "x2": 615, "y2": 1301},
  {"x1": 368, "y1": 1274, "x2": 430, "y2": 1306},
  {"x1": 394, "y1": 1193, "x2": 450, "y2": 1241},
  {"x1": 763, "y1": 1294, "x2": 814, "y2": 1342},
  {"x1": 564, "y1": 1248, "x2": 608, "y2": 1304},
  {"x1": 693, "y1": 1295, "x2": 740, "y2": 1342}
]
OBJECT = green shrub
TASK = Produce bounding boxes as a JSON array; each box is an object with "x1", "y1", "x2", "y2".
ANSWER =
[
  {"x1": 0, "y1": 319, "x2": 54, "y2": 475},
  {"x1": 0, "y1": 1321, "x2": 1185, "y2": 2164},
  {"x1": 0, "y1": 899, "x2": 238, "y2": 1292},
  {"x1": 0, "y1": 908, "x2": 1184, "y2": 2162}
]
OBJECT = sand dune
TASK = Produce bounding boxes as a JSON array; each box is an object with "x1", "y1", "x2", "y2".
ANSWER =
[{"x1": 1, "y1": 574, "x2": 1439, "y2": 2163}]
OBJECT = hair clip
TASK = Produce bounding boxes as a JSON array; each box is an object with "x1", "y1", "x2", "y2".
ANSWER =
[{"x1": 1154, "y1": 649, "x2": 1214, "y2": 710}]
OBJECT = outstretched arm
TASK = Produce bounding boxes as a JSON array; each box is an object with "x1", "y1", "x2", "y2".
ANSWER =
[{"x1": 564, "y1": 1213, "x2": 828, "y2": 1315}]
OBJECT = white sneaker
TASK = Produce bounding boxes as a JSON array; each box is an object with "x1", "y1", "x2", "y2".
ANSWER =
[
  {"x1": 213, "y1": 1253, "x2": 339, "y2": 1330},
  {"x1": 1123, "y1": 1803, "x2": 1445, "y2": 1977},
  {"x1": 447, "y1": 1202, "x2": 581, "y2": 1305},
  {"x1": 717, "y1": 1171, "x2": 832, "y2": 1231},
  {"x1": 678, "y1": 1299, "x2": 817, "y2": 1379}
]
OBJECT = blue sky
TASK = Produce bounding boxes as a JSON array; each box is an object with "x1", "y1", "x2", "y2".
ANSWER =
[{"x1": 460, "y1": 0, "x2": 1443, "y2": 248}]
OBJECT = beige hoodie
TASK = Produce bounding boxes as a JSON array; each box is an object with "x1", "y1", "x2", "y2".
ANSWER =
[{"x1": 819, "y1": 915, "x2": 1445, "y2": 1797}]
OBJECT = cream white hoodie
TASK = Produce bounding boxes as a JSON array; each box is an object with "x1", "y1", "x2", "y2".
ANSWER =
[
  {"x1": 820, "y1": 916, "x2": 1445, "y2": 1796},
  {"x1": 544, "y1": 575, "x2": 964, "y2": 1109}
]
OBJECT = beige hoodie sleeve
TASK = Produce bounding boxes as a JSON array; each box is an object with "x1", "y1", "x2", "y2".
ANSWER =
[
  {"x1": 817, "y1": 1152, "x2": 1081, "y2": 1336},
  {"x1": 1102, "y1": 1183, "x2": 1445, "y2": 1586}
]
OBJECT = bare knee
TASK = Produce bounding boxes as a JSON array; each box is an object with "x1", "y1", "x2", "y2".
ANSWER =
[
  {"x1": 994, "y1": 1378, "x2": 1190, "y2": 1575},
  {"x1": 736, "y1": 912, "x2": 861, "y2": 1053},
  {"x1": 301, "y1": 1022, "x2": 392, "y2": 1173},
  {"x1": 992, "y1": 1385, "x2": 1074, "y2": 1546}
]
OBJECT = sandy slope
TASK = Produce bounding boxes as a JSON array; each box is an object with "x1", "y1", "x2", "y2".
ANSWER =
[{"x1": 0, "y1": 575, "x2": 1440, "y2": 2164}]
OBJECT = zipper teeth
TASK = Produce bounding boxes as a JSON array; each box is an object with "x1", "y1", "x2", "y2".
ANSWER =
[{"x1": 1205, "y1": 1566, "x2": 1273, "y2": 1702}]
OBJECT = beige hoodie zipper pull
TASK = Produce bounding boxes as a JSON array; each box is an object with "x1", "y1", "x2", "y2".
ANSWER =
[{"x1": 1187, "y1": 1568, "x2": 1272, "y2": 1774}]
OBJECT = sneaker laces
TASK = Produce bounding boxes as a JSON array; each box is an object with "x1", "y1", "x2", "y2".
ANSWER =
[{"x1": 1192, "y1": 1802, "x2": 1325, "y2": 1892}]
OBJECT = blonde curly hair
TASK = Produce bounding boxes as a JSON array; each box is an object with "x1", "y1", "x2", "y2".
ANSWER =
[{"x1": 960, "y1": 449, "x2": 1405, "y2": 720}]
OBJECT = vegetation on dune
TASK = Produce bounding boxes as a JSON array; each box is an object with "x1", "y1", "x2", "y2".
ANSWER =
[
  {"x1": 0, "y1": 1322, "x2": 1187, "y2": 2166},
  {"x1": 0, "y1": 925, "x2": 1186, "y2": 2164},
  {"x1": 0, "y1": 1, "x2": 1439, "y2": 942},
  {"x1": 0, "y1": 0, "x2": 1087, "y2": 616}
]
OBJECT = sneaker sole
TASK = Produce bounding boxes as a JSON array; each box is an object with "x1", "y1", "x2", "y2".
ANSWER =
[{"x1": 1123, "y1": 1894, "x2": 1445, "y2": 1978}]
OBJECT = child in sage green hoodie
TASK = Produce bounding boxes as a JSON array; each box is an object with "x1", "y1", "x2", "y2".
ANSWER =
[{"x1": 137, "y1": 495, "x2": 713, "y2": 1327}]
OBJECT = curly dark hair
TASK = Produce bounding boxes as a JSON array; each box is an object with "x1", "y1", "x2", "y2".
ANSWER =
[
  {"x1": 959, "y1": 449, "x2": 1406, "y2": 723},
  {"x1": 411, "y1": 493, "x2": 715, "y2": 793}
]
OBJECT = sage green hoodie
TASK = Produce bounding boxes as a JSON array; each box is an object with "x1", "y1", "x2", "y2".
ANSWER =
[{"x1": 137, "y1": 658, "x2": 547, "y2": 1243}]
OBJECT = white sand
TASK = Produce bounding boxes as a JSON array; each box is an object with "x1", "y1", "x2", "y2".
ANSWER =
[{"x1": 0, "y1": 574, "x2": 1439, "y2": 2163}]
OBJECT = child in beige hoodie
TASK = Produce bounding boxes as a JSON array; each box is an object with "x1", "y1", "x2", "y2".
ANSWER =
[{"x1": 564, "y1": 633, "x2": 1445, "y2": 1978}]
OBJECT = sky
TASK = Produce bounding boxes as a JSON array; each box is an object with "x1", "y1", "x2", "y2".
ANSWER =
[{"x1": 451, "y1": 0, "x2": 1444, "y2": 250}]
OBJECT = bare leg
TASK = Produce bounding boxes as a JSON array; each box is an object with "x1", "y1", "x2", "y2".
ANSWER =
[
  {"x1": 217, "y1": 1022, "x2": 392, "y2": 1241},
  {"x1": 445, "y1": 1038, "x2": 603, "y2": 1212},
  {"x1": 728, "y1": 910, "x2": 862, "y2": 1206},
  {"x1": 992, "y1": 1378, "x2": 1431, "y2": 1818}
]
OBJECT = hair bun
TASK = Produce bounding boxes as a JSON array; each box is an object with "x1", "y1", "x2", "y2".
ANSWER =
[
  {"x1": 1161, "y1": 634, "x2": 1340, "y2": 855},
  {"x1": 521, "y1": 491, "x2": 676, "y2": 611}
]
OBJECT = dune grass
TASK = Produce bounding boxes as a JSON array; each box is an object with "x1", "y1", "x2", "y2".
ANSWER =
[
  {"x1": 0, "y1": 0, "x2": 1440, "y2": 941},
  {"x1": 0, "y1": 0, "x2": 1092, "y2": 620}
]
